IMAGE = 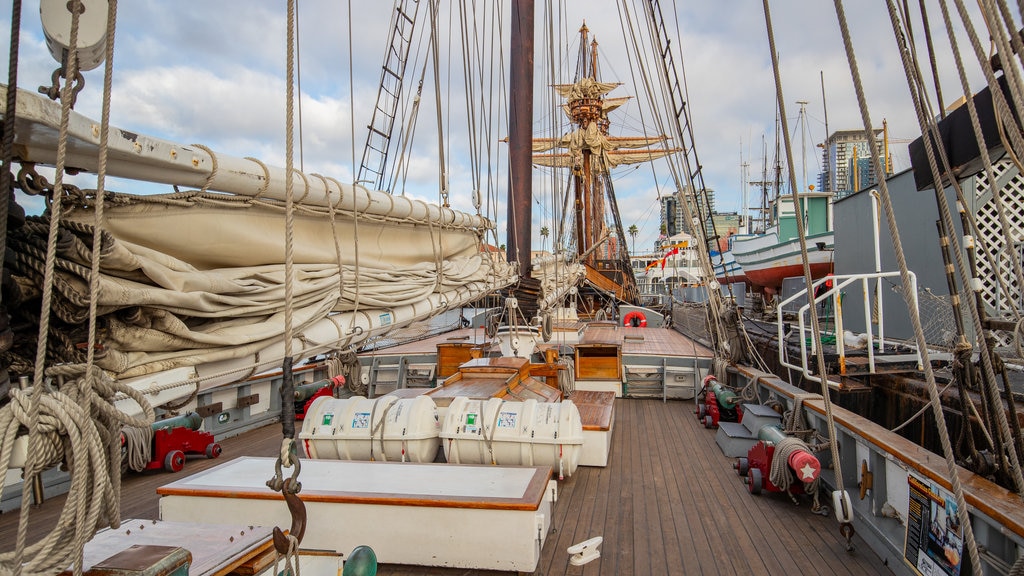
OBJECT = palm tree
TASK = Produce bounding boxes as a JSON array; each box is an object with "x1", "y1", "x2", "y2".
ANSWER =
[
  {"x1": 627, "y1": 224, "x2": 639, "y2": 254},
  {"x1": 540, "y1": 226, "x2": 550, "y2": 252}
]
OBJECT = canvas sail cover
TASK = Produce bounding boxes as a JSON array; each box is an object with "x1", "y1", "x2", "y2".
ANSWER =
[{"x1": 1, "y1": 85, "x2": 516, "y2": 386}]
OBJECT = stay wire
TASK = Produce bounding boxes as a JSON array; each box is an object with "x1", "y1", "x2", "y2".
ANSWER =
[
  {"x1": 833, "y1": 0, "x2": 985, "y2": 570},
  {"x1": 764, "y1": 0, "x2": 846, "y2": 515}
]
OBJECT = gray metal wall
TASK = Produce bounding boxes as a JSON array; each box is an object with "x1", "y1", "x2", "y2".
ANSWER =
[{"x1": 833, "y1": 168, "x2": 966, "y2": 344}]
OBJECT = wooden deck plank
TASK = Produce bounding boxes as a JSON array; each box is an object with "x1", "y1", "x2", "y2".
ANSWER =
[
  {"x1": 657, "y1": 400, "x2": 723, "y2": 575},
  {"x1": 0, "y1": 398, "x2": 893, "y2": 575}
]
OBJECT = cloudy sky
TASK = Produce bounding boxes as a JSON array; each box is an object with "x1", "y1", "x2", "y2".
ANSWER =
[{"x1": 0, "y1": 0, "x2": 1000, "y2": 251}]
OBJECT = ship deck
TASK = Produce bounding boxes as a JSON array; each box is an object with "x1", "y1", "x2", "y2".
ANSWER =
[
  {"x1": 0, "y1": 397, "x2": 891, "y2": 575},
  {"x1": 361, "y1": 325, "x2": 717, "y2": 359}
]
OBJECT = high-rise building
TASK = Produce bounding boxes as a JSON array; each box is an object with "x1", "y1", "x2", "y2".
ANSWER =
[
  {"x1": 818, "y1": 128, "x2": 885, "y2": 199},
  {"x1": 659, "y1": 186, "x2": 716, "y2": 243}
]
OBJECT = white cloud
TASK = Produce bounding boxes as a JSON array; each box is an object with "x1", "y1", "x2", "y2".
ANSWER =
[{"x1": 1, "y1": 0, "x2": 1009, "y2": 249}]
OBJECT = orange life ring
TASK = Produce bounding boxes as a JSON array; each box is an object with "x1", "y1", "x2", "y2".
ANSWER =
[{"x1": 623, "y1": 310, "x2": 648, "y2": 327}]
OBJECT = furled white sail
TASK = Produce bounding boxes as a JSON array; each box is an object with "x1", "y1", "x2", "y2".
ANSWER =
[{"x1": 1, "y1": 85, "x2": 516, "y2": 387}]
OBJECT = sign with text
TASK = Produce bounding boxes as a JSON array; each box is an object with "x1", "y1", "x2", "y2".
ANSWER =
[{"x1": 904, "y1": 473, "x2": 964, "y2": 575}]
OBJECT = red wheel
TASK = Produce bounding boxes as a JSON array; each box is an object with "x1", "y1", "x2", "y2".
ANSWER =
[
  {"x1": 164, "y1": 450, "x2": 185, "y2": 473},
  {"x1": 735, "y1": 457, "x2": 749, "y2": 476},
  {"x1": 748, "y1": 468, "x2": 763, "y2": 494},
  {"x1": 205, "y1": 443, "x2": 222, "y2": 459}
]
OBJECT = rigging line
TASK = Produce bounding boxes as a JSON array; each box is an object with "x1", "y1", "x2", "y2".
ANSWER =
[
  {"x1": 322, "y1": 176, "x2": 348, "y2": 323},
  {"x1": 984, "y1": 0, "x2": 1024, "y2": 117},
  {"x1": 85, "y1": 0, "x2": 123, "y2": 529},
  {"x1": 458, "y1": 1, "x2": 479, "y2": 203},
  {"x1": 764, "y1": 0, "x2": 845, "y2": 509},
  {"x1": 16, "y1": 2, "x2": 81, "y2": 574},
  {"x1": 386, "y1": 1, "x2": 428, "y2": 194},
  {"x1": 834, "y1": 0, "x2": 980, "y2": 567},
  {"x1": 935, "y1": 0, "x2": 1024, "y2": 323},
  {"x1": 391, "y1": 3, "x2": 432, "y2": 196},
  {"x1": 967, "y1": 0, "x2": 1024, "y2": 156},
  {"x1": 347, "y1": 0, "x2": 362, "y2": 360},
  {"x1": 916, "y1": 0, "x2": 948, "y2": 118},
  {"x1": 629, "y1": 0, "x2": 727, "y2": 322},
  {"x1": 615, "y1": 0, "x2": 666, "y2": 212},
  {"x1": 639, "y1": 0, "x2": 722, "y2": 286},
  {"x1": 470, "y1": 2, "x2": 489, "y2": 212},
  {"x1": 478, "y1": 0, "x2": 497, "y2": 219},
  {"x1": 995, "y1": 0, "x2": 1024, "y2": 74},
  {"x1": 391, "y1": 77, "x2": 424, "y2": 196},
  {"x1": 484, "y1": 0, "x2": 506, "y2": 255},
  {"x1": 295, "y1": 0, "x2": 304, "y2": 172},
  {"x1": 913, "y1": 0, "x2": 1024, "y2": 493},
  {"x1": 282, "y1": 0, "x2": 298, "y2": 441},
  {"x1": 0, "y1": 0, "x2": 20, "y2": 307},
  {"x1": 432, "y1": 0, "x2": 448, "y2": 206}
]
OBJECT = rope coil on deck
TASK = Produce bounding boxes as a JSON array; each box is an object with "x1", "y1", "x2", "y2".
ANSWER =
[{"x1": 0, "y1": 365, "x2": 154, "y2": 575}]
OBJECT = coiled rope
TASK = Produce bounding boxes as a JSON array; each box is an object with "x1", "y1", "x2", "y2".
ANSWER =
[
  {"x1": 768, "y1": 436, "x2": 822, "y2": 509},
  {"x1": 0, "y1": 365, "x2": 154, "y2": 575}
]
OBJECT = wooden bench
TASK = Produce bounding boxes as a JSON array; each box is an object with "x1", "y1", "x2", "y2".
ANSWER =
[{"x1": 571, "y1": 390, "x2": 616, "y2": 466}]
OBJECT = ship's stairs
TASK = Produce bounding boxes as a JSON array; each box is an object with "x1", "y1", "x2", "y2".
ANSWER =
[{"x1": 365, "y1": 355, "x2": 436, "y2": 398}]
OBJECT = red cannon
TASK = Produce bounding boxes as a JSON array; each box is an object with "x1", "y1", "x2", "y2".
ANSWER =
[
  {"x1": 696, "y1": 375, "x2": 742, "y2": 428},
  {"x1": 734, "y1": 423, "x2": 820, "y2": 495},
  {"x1": 295, "y1": 375, "x2": 345, "y2": 420},
  {"x1": 144, "y1": 412, "x2": 221, "y2": 473}
]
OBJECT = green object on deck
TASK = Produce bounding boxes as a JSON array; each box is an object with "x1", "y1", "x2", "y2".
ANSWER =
[
  {"x1": 151, "y1": 412, "x2": 202, "y2": 432},
  {"x1": 294, "y1": 379, "x2": 333, "y2": 402},
  {"x1": 342, "y1": 545, "x2": 378, "y2": 576},
  {"x1": 709, "y1": 380, "x2": 739, "y2": 410},
  {"x1": 757, "y1": 423, "x2": 787, "y2": 444}
]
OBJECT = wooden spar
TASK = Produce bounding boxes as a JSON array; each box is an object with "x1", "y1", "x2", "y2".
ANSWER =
[{"x1": 507, "y1": 0, "x2": 534, "y2": 278}]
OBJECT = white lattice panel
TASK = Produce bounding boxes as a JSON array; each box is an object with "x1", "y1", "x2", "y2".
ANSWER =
[{"x1": 971, "y1": 159, "x2": 1023, "y2": 354}]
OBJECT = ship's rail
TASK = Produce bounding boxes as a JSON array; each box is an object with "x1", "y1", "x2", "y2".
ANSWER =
[
  {"x1": 778, "y1": 271, "x2": 922, "y2": 381},
  {"x1": 728, "y1": 364, "x2": 1024, "y2": 574}
]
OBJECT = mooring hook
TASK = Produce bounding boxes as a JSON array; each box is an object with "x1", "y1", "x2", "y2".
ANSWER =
[
  {"x1": 839, "y1": 522, "x2": 856, "y2": 552},
  {"x1": 272, "y1": 477, "x2": 307, "y2": 554}
]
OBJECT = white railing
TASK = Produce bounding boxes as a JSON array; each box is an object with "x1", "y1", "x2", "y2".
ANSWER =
[{"x1": 777, "y1": 270, "x2": 921, "y2": 383}]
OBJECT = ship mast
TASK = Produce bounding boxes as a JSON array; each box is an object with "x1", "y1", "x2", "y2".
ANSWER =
[
  {"x1": 573, "y1": 23, "x2": 603, "y2": 263},
  {"x1": 507, "y1": 0, "x2": 534, "y2": 278}
]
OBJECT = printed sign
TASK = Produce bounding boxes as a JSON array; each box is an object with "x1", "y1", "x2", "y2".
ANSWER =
[
  {"x1": 465, "y1": 412, "x2": 479, "y2": 433},
  {"x1": 351, "y1": 412, "x2": 371, "y2": 429},
  {"x1": 497, "y1": 411, "x2": 518, "y2": 428},
  {"x1": 321, "y1": 413, "x2": 334, "y2": 426},
  {"x1": 904, "y1": 473, "x2": 964, "y2": 576},
  {"x1": 379, "y1": 312, "x2": 392, "y2": 326}
]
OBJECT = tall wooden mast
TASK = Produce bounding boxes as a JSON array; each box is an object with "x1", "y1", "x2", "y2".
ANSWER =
[{"x1": 507, "y1": 0, "x2": 534, "y2": 278}]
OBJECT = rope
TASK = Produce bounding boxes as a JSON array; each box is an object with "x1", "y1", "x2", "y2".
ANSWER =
[
  {"x1": 83, "y1": 0, "x2": 122, "y2": 542},
  {"x1": 120, "y1": 424, "x2": 153, "y2": 472},
  {"x1": 279, "y1": 0, "x2": 298, "y2": 445},
  {"x1": 902, "y1": 0, "x2": 1024, "y2": 493},
  {"x1": 0, "y1": 366, "x2": 154, "y2": 576},
  {"x1": 769, "y1": 436, "x2": 821, "y2": 498},
  {"x1": 190, "y1": 143, "x2": 218, "y2": 195},
  {"x1": 832, "y1": 0, "x2": 985, "y2": 569},
  {"x1": 16, "y1": 2, "x2": 84, "y2": 572},
  {"x1": 0, "y1": 0, "x2": 21, "y2": 310},
  {"x1": 762, "y1": 0, "x2": 845, "y2": 501},
  {"x1": 272, "y1": 533, "x2": 301, "y2": 576},
  {"x1": 558, "y1": 356, "x2": 575, "y2": 396}
]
